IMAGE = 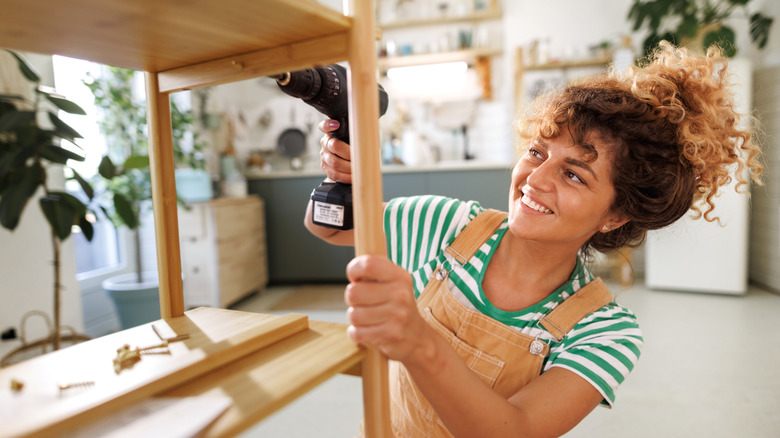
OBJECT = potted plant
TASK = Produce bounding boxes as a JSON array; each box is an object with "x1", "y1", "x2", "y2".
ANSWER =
[
  {"x1": 0, "y1": 50, "x2": 94, "y2": 356},
  {"x1": 628, "y1": 0, "x2": 774, "y2": 58},
  {"x1": 83, "y1": 65, "x2": 206, "y2": 329}
]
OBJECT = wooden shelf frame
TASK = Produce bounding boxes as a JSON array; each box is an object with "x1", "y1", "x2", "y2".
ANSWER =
[{"x1": 0, "y1": 0, "x2": 391, "y2": 436}]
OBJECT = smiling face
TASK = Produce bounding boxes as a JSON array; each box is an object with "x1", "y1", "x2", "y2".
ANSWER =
[{"x1": 508, "y1": 128, "x2": 627, "y2": 253}]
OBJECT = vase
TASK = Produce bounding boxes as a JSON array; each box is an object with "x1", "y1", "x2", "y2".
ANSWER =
[{"x1": 102, "y1": 271, "x2": 160, "y2": 330}]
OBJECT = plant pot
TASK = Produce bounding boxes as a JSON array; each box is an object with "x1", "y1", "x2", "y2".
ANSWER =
[
  {"x1": 102, "y1": 271, "x2": 160, "y2": 330},
  {"x1": 175, "y1": 168, "x2": 213, "y2": 202}
]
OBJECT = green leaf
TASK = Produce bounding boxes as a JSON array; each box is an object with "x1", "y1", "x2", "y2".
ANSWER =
[
  {"x1": 113, "y1": 193, "x2": 138, "y2": 229},
  {"x1": 48, "y1": 112, "x2": 83, "y2": 143},
  {"x1": 750, "y1": 13, "x2": 774, "y2": 49},
  {"x1": 44, "y1": 94, "x2": 86, "y2": 115},
  {"x1": 628, "y1": 2, "x2": 647, "y2": 31},
  {"x1": 53, "y1": 191, "x2": 87, "y2": 215},
  {"x1": 70, "y1": 169, "x2": 94, "y2": 200},
  {"x1": 98, "y1": 155, "x2": 117, "y2": 179},
  {"x1": 0, "y1": 163, "x2": 41, "y2": 230},
  {"x1": 677, "y1": 14, "x2": 700, "y2": 39},
  {"x1": 122, "y1": 155, "x2": 150, "y2": 171},
  {"x1": 727, "y1": 0, "x2": 750, "y2": 6},
  {"x1": 38, "y1": 144, "x2": 86, "y2": 164},
  {"x1": 39, "y1": 194, "x2": 77, "y2": 240},
  {"x1": 703, "y1": 26, "x2": 737, "y2": 57},
  {"x1": 642, "y1": 32, "x2": 678, "y2": 59},
  {"x1": 6, "y1": 50, "x2": 40, "y2": 83},
  {"x1": 0, "y1": 111, "x2": 35, "y2": 132},
  {"x1": 78, "y1": 214, "x2": 94, "y2": 241}
]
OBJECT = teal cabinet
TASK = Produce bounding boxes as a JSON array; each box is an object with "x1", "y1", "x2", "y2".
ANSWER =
[{"x1": 247, "y1": 166, "x2": 511, "y2": 283}]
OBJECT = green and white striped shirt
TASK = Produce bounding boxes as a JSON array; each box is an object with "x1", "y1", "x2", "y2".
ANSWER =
[{"x1": 384, "y1": 195, "x2": 643, "y2": 406}]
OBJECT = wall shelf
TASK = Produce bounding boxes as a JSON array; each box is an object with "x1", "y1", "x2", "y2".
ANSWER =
[
  {"x1": 379, "y1": 8, "x2": 502, "y2": 30},
  {"x1": 522, "y1": 57, "x2": 613, "y2": 72},
  {"x1": 378, "y1": 47, "x2": 502, "y2": 71},
  {"x1": 376, "y1": 2, "x2": 503, "y2": 100}
]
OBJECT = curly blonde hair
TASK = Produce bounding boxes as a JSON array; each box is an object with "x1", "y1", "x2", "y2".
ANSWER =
[{"x1": 518, "y1": 41, "x2": 763, "y2": 253}]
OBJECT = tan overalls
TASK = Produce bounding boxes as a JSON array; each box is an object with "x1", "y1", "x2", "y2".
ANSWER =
[{"x1": 389, "y1": 209, "x2": 613, "y2": 437}]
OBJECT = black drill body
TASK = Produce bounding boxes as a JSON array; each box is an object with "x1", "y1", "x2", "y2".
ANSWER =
[
  {"x1": 275, "y1": 64, "x2": 389, "y2": 230},
  {"x1": 275, "y1": 64, "x2": 388, "y2": 144}
]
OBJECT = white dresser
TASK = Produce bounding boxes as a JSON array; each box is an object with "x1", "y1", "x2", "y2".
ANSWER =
[{"x1": 178, "y1": 196, "x2": 268, "y2": 308}]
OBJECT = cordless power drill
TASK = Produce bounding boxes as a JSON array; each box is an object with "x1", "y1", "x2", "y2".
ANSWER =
[{"x1": 274, "y1": 64, "x2": 389, "y2": 230}]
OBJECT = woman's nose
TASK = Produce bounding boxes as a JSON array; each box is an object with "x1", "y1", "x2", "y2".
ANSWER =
[{"x1": 526, "y1": 161, "x2": 555, "y2": 192}]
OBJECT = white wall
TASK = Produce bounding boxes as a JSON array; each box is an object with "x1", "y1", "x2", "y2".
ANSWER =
[{"x1": 0, "y1": 53, "x2": 83, "y2": 359}]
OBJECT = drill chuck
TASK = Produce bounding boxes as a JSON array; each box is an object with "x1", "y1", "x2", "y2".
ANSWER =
[{"x1": 274, "y1": 64, "x2": 388, "y2": 144}]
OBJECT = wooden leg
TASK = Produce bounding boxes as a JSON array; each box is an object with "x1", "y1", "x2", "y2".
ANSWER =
[
  {"x1": 347, "y1": 0, "x2": 392, "y2": 436},
  {"x1": 144, "y1": 72, "x2": 184, "y2": 318}
]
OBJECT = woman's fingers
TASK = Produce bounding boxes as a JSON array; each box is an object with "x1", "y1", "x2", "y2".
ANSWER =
[
  {"x1": 319, "y1": 119, "x2": 352, "y2": 183},
  {"x1": 343, "y1": 255, "x2": 423, "y2": 358},
  {"x1": 320, "y1": 134, "x2": 351, "y2": 161},
  {"x1": 319, "y1": 118, "x2": 340, "y2": 134}
]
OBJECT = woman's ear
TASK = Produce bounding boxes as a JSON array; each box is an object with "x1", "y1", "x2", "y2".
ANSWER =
[{"x1": 600, "y1": 215, "x2": 629, "y2": 233}]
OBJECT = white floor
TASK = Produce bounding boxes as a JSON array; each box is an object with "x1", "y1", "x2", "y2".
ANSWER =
[{"x1": 233, "y1": 281, "x2": 780, "y2": 438}]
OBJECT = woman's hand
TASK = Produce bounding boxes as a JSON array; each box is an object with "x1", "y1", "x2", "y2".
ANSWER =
[
  {"x1": 345, "y1": 255, "x2": 432, "y2": 364},
  {"x1": 319, "y1": 119, "x2": 352, "y2": 184}
]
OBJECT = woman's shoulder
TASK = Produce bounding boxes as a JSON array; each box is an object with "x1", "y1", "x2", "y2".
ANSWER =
[
  {"x1": 384, "y1": 196, "x2": 485, "y2": 271},
  {"x1": 385, "y1": 195, "x2": 484, "y2": 231},
  {"x1": 546, "y1": 298, "x2": 643, "y2": 406}
]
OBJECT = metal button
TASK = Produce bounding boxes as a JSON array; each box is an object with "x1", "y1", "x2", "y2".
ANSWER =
[
  {"x1": 434, "y1": 267, "x2": 448, "y2": 281},
  {"x1": 529, "y1": 339, "x2": 545, "y2": 355}
]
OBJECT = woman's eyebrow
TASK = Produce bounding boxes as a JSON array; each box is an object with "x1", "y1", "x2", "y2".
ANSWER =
[
  {"x1": 535, "y1": 138, "x2": 549, "y2": 151},
  {"x1": 564, "y1": 157, "x2": 599, "y2": 181}
]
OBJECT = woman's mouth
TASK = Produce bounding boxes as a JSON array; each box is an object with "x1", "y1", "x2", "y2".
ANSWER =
[{"x1": 521, "y1": 193, "x2": 553, "y2": 214}]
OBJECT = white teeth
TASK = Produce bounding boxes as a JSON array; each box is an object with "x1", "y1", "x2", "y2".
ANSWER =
[{"x1": 521, "y1": 194, "x2": 553, "y2": 214}]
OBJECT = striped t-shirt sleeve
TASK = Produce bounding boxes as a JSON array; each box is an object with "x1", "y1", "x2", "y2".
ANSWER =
[
  {"x1": 545, "y1": 304, "x2": 643, "y2": 407},
  {"x1": 384, "y1": 195, "x2": 475, "y2": 273}
]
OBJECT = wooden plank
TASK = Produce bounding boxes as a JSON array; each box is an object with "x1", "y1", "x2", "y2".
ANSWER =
[
  {"x1": 164, "y1": 320, "x2": 365, "y2": 437},
  {"x1": 157, "y1": 32, "x2": 351, "y2": 93},
  {"x1": 347, "y1": 0, "x2": 392, "y2": 436},
  {"x1": 0, "y1": 308, "x2": 308, "y2": 438},
  {"x1": 145, "y1": 72, "x2": 184, "y2": 318},
  {"x1": 0, "y1": 0, "x2": 351, "y2": 72}
]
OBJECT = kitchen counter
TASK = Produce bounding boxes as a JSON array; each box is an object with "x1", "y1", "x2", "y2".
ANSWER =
[
  {"x1": 245, "y1": 161, "x2": 512, "y2": 180},
  {"x1": 247, "y1": 164, "x2": 512, "y2": 283}
]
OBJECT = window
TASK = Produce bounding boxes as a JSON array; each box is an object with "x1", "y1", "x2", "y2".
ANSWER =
[{"x1": 52, "y1": 56, "x2": 123, "y2": 276}]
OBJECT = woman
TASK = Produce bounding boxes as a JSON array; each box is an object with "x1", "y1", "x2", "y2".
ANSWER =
[{"x1": 304, "y1": 42, "x2": 762, "y2": 437}]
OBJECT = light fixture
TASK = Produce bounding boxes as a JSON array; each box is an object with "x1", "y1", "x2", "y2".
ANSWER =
[
  {"x1": 384, "y1": 61, "x2": 478, "y2": 101},
  {"x1": 386, "y1": 61, "x2": 468, "y2": 82}
]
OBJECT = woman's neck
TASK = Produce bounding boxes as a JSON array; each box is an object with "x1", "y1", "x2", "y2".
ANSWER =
[{"x1": 483, "y1": 233, "x2": 580, "y2": 311}]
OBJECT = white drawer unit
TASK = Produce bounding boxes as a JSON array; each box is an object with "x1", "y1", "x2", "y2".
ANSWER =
[{"x1": 178, "y1": 196, "x2": 268, "y2": 308}]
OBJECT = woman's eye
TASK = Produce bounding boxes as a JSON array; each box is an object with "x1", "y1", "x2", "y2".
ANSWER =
[
  {"x1": 565, "y1": 170, "x2": 584, "y2": 184},
  {"x1": 527, "y1": 148, "x2": 543, "y2": 158}
]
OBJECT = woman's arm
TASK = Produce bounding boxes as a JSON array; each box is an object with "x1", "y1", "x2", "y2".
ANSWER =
[{"x1": 346, "y1": 254, "x2": 603, "y2": 438}]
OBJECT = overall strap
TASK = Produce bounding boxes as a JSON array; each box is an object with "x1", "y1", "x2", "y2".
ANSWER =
[
  {"x1": 539, "y1": 277, "x2": 613, "y2": 342},
  {"x1": 445, "y1": 209, "x2": 507, "y2": 264}
]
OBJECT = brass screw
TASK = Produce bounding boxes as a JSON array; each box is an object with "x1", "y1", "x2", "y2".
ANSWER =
[
  {"x1": 59, "y1": 381, "x2": 95, "y2": 392},
  {"x1": 10, "y1": 379, "x2": 24, "y2": 392}
]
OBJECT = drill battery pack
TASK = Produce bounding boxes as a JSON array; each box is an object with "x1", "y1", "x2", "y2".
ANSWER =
[{"x1": 310, "y1": 181, "x2": 353, "y2": 230}]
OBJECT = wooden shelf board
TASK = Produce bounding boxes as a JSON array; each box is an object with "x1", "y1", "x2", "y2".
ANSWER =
[
  {"x1": 0, "y1": 308, "x2": 308, "y2": 437},
  {"x1": 0, "y1": 0, "x2": 351, "y2": 73},
  {"x1": 158, "y1": 32, "x2": 351, "y2": 93},
  {"x1": 164, "y1": 319, "x2": 364, "y2": 437}
]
